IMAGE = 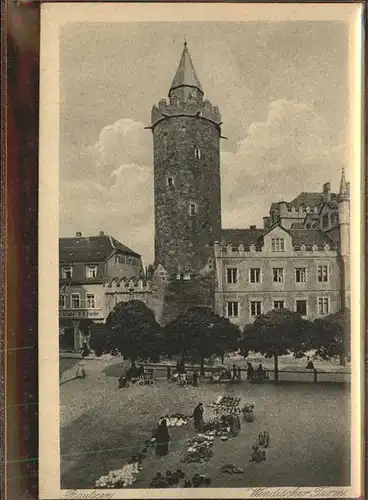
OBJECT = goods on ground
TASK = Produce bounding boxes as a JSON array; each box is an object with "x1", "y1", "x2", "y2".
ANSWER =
[
  {"x1": 95, "y1": 462, "x2": 140, "y2": 488},
  {"x1": 221, "y1": 464, "x2": 245, "y2": 474},
  {"x1": 150, "y1": 469, "x2": 186, "y2": 488},
  {"x1": 182, "y1": 432, "x2": 215, "y2": 463},
  {"x1": 163, "y1": 413, "x2": 189, "y2": 427}
]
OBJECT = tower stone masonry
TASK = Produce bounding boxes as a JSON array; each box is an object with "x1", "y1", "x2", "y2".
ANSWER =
[{"x1": 150, "y1": 42, "x2": 222, "y2": 275}]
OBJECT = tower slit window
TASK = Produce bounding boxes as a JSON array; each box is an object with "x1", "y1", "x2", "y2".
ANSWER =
[
  {"x1": 194, "y1": 147, "x2": 201, "y2": 159},
  {"x1": 167, "y1": 177, "x2": 174, "y2": 187},
  {"x1": 189, "y1": 203, "x2": 197, "y2": 216}
]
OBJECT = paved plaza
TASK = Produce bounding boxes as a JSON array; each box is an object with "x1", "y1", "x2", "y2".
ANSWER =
[{"x1": 60, "y1": 357, "x2": 351, "y2": 489}]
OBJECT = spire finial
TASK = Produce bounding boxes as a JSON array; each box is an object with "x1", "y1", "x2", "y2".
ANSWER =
[{"x1": 339, "y1": 165, "x2": 349, "y2": 200}]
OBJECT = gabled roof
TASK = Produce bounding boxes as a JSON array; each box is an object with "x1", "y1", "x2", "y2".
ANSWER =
[
  {"x1": 271, "y1": 192, "x2": 338, "y2": 212},
  {"x1": 169, "y1": 42, "x2": 203, "y2": 95},
  {"x1": 222, "y1": 226, "x2": 336, "y2": 250},
  {"x1": 221, "y1": 228, "x2": 264, "y2": 247},
  {"x1": 288, "y1": 229, "x2": 336, "y2": 249},
  {"x1": 59, "y1": 235, "x2": 140, "y2": 263}
]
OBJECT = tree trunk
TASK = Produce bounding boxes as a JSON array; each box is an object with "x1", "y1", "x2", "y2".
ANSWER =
[
  {"x1": 221, "y1": 354, "x2": 224, "y2": 364},
  {"x1": 339, "y1": 353, "x2": 346, "y2": 366},
  {"x1": 200, "y1": 356, "x2": 205, "y2": 377},
  {"x1": 274, "y1": 354, "x2": 279, "y2": 382}
]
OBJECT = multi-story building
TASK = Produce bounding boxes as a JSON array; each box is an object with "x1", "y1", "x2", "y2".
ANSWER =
[
  {"x1": 148, "y1": 42, "x2": 350, "y2": 328},
  {"x1": 59, "y1": 231, "x2": 144, "y2": 350}
]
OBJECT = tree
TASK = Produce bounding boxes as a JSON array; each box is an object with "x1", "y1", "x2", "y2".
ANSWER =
[
  {"x1": 238, "y1": 308, "x2": 312, "y2": 381},
  {"x1": 106, "y1": 300, "x2": 163, "y2": 365},
  {"x1": 164, "y1": 307, "x2": 240, "y2": 376},
  {"x1": 89, "y1": 322, "x2": 113, "y2": 357},
  {"x1": 311, "y1": 310, "x2": 350, "y2": 366}
]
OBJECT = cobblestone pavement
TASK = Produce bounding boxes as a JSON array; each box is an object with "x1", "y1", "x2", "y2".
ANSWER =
[{"x1": 60, "y1": 357, "x2": 351, "y2": 489}]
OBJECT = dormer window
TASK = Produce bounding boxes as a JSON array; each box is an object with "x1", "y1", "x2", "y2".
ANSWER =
[
  {"x1": 194, "y1": 147, "x2": 201, "y2": 159},
  {"x1": 86, "y1": 265, "x2": 97, "y2": 278},
  {"x1": 61, "y1": 266, "x2": 72, "y2": 279},
  {"x1": 271, "y1": 238, "x2": 285, "y2": 252},
  {"x1": 189, "y1": 203, "x2": 197, "y2": 216},
  {"x1": 167, "y1": 177, "x2": 174, "y2": 187}
]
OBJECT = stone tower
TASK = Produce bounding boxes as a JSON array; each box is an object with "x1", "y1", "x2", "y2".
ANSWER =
[
  {"x1": 149, "y1": 42, "x2": 223, "y2": 276},
  {"x1": 338, "y1": 167, "x2": 350, "y2": 310}
]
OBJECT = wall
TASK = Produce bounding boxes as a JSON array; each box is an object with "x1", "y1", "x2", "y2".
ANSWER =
[
  {"x1": 105, "y1": 253, "x2": 143, "y2": 279},
  {"x1": 59, "y1": 283, "x2": 105, "y2": 321},
  {"x1": 157, "y1": 272, "x2": 216, "y2": 325},
  {"x1": 215, "y1": 244, "x2": 341, "y2": 327}
]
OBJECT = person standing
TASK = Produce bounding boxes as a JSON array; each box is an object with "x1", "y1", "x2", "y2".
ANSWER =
[
  {"x1": 192, "y1": 403, "x2": 204, "y2": 431},
  {"x1": 154, "y1": 419, "x2": 170, "y2": 456},
  {"x1": 193, "y1": 369, "x2": 199, "y2": 387},
  {"x1": 232, "y1": 364, "x2": 237, "y2": 380},
  {"x1": 247, "y1": 362, "x2": 254, "y2": 380}
]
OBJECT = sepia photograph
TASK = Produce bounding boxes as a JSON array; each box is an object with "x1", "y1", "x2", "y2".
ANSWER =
[{"x1": 38, "y1": 3, "x2": 363, "y2": 498}]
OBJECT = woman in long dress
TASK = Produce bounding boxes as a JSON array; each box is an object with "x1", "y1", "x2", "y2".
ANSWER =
[
  {"x1": 192, "y1": 403, "x2": 204, "y2": 431},
  {"x1": 154, "y1": 418, "x2": 170, "y2": 456}
]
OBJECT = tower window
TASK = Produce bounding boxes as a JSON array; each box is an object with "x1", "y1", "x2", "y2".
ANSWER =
[
  {"x1": 167, "y1": 177, "x2": 174, "y2": 187},
  {"x1": 194, "y1": 147, "x2": 201, "y2": 159},
  {"x1": 189, "y1": 203, "x2": 197, "y2": 216}
]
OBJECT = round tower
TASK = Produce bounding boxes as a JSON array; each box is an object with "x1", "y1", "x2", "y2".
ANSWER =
[{"x1": 149, "y1": 42, "x2": 222, "y2": 275}]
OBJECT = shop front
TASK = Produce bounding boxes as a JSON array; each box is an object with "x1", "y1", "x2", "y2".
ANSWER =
[{"x1": 59, "y1": 308, "x2": 105, "y2": 352}]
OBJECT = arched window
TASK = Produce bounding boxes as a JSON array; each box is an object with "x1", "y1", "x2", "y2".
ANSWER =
[
  {"x1": 189, "y1": 203, "x2": 197, "y2": 216},
  {"x1": 167, "y1": 177, "x2": 174, "y2": 187}
]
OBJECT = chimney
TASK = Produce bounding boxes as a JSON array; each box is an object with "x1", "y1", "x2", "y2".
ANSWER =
[
  {"x1": 263, "y1": 216, "x2": 269, "y2": 229},
  {"x1": 323, "y1": 182, "x2": 331, "y2": 201},
  {"x1": 99, "y1": 231, "x2": 105, "y2": 236},
  {"x1": 76, "y1": 232, "x2": 82, "y2": 237},
  {"x1": 250, "y1": 225, "x2": 256, "y2": 230},
  {"x1": 279, "y1": 201, "x2": 288, "y2": 216}
]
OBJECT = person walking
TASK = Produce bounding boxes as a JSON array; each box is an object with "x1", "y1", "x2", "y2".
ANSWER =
[
  {"x1": 154, "y1": 419, "x2": 170, "y2": 456},
  {"x1": 192, "y1": 403, "x2": 204, "y2": 432}
]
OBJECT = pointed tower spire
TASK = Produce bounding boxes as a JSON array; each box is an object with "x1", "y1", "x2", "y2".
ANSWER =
[
  {"x1": 169, "y1": 41, "x2": 203, "y2": 97},
  {"x1": 339, "y1": 167, "x2": 349, "y2": 201}
]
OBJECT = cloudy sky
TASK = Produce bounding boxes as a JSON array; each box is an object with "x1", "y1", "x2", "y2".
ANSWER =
[{"x1": 59, "y1": 20, "x2": 350, "y2": 265}]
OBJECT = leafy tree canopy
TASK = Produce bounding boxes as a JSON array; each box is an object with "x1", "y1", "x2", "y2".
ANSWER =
[
  {"x1": 239, "y1": 308, "x2": 312, "y2": 359},
  {"x1": 106, "y1": 300, "x2": 162, "y2": 363},
  {"x1": 311, "y1": 309, "x2": 350, "y2": 363},
  {"x1": 164, "y1": 307, "x2": 240, "y2": 367},
  {"x1": 89, "y1": 322, "x2": 113, "y2": 357}
]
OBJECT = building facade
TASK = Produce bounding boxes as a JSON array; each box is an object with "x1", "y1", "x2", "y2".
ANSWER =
[
  {"x1": 59, "y1": 231, "x2": 145, "y2": 350},
  {"x1": 149, "y1": 43, "x2": 350, "y2": 328}
]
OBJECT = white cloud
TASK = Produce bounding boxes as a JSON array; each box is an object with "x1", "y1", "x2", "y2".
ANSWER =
[
  {"x1": 60, "y1": 119, "x2": 154, "y2": 264},
  {"x1": 221, "y1": 99, "x2": 347, "y2": 228},
  {"x1": 60, "y1": 101, "x2": 348, "y2": 264}
]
